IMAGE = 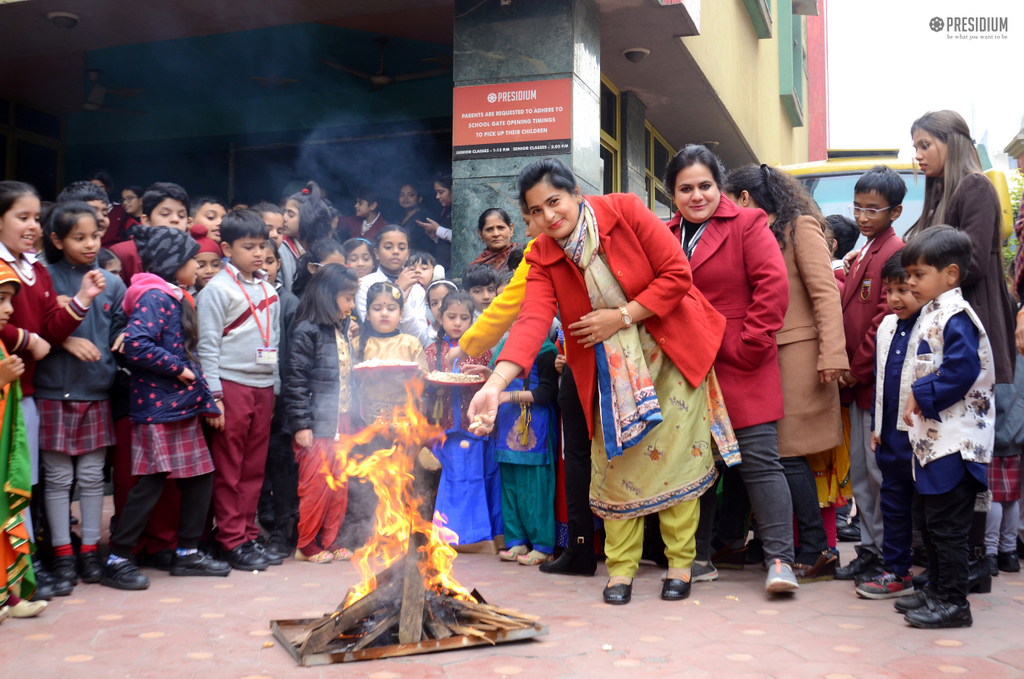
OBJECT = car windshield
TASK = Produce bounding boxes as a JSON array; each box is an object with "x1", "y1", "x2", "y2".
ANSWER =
[{"x1": 799, "y1": 171, "x2": 925, "y2": 246}]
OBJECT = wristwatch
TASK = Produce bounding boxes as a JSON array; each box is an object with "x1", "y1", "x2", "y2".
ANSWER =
[{"x1": 619, "y1": 306, "x2": 633, "y2": 328}]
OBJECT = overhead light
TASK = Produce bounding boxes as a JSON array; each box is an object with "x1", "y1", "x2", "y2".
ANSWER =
[
  {"x1": 622, "y1": 48, "x2": 650, "y2": 64},
  {"x1": 47, "y1": 12, "x2": 80, "y2": 29}
]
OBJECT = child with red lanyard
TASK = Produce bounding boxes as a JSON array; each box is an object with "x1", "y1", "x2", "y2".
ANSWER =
[{"x1": 196, "y1": 210, "x2": 280, "y2": 571}]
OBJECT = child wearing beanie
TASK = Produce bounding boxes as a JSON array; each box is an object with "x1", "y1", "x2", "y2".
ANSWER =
[{"x1": 101, "y1": 226, "x2": 230, "y2": 591}]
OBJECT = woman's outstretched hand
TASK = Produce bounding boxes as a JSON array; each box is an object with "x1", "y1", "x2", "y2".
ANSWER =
[{"x1": 467, "y1": 383, "x2": 500, "y2": 435}]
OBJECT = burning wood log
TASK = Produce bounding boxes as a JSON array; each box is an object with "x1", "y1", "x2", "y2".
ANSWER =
[{"x1": 273, "y1": 381, "x2": 545, "y2": 665}]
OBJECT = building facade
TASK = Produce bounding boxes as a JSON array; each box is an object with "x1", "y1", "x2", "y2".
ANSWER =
[{"x1": 0, "y1": 0, "x2": 821, "y2": 275}]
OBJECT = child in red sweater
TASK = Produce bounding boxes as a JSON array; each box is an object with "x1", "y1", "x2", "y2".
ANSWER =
[{"x1": 0, "y1": 181, "x2": 106, "y2": 590}]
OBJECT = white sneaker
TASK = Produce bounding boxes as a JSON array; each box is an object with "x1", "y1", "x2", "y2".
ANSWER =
[{"x1": 765, "y1": 559, "x2": 799, "y2": 594}]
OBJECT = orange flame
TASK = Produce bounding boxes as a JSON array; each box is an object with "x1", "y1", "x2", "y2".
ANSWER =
[{"x1": 319, "y1": 379, "x2": 473, "y2": 607}]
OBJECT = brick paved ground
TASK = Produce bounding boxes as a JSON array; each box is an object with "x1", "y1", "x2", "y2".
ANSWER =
[{"x1": 2, "y1": 498, "x2": 1023, "y2": 679}]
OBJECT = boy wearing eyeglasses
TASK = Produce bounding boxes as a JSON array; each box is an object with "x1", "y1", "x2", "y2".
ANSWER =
[{"x1": 835, "y1": 165, "x2": 907, "y2": 582}]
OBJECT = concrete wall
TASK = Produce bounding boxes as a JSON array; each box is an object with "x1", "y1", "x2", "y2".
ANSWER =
[{"x1": 680, "y1": 0, "x2": 809, "y2": 166}]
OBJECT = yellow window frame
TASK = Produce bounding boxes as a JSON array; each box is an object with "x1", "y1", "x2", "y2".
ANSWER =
[
  {"x1": 600, "y1": 73, "x2": 621, "y2": 194},
  {"x1": 644, "y1": 121, "x2": 674, "y2": 211}
]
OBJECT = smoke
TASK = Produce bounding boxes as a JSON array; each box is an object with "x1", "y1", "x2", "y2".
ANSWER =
[{"x1": 64, "y1": 21, "x2": 453, "y2": 218}]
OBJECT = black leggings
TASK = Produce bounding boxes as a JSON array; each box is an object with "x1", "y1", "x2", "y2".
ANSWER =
[
  {"x1": 110, "y1": 472, "x2": 213, "y2": 558},
  {"x1": 557, "y1": 367, "x2": 594, "y2": 535}
]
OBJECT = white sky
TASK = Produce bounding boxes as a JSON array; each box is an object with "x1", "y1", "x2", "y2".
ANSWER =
[{"x1": 827, "y1": 0, "x2": 1024, "y2": 165}]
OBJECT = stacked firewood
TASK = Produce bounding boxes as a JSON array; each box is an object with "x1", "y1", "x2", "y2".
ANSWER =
[{"x1": 292, "y1": 554, "x2": 539, "y2": 657}]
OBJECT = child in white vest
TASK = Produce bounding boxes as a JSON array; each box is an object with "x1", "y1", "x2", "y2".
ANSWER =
[{"x1": 900, "y1": 226, "x2": 993, "y2": 630}]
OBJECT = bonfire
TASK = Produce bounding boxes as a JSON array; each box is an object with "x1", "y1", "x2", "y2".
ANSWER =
[{"x1": 271, "y1": 380, "x2": 545, "y2": 666}]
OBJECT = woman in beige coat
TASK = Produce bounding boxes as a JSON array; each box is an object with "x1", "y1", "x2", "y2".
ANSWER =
[{"x1": 725, "y1": 164, "x2": 849, "y2": 583}]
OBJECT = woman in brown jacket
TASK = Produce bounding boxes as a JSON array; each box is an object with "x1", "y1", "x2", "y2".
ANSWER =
[
  {"x1": 909, "y1": 110, "x2": 1017, "y2": 585},
  {"x1": 725, "y1": 165, "x2": 850, "y2": 582}
]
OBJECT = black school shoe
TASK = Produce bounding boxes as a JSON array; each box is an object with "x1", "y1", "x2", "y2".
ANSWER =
[
  {"x1": 143, "y1": 549, "x2": 175, "y2": 572},
  {"x1": 661, "y1": 578, "x2": 691, "y2": 601},
  {"x1": 251, "y1": 540, "x2": 283, "y2": 566},
  {"x1": 997, "y1": 551, "x2": 1021, "y2": 573},
  {"x1": 894, "y1": 588, "x2": 933, "y2": 614},
  {"x1": 101, "y1": 559, "x2": 150, "y2": 590},
  {"x1": 78, "y1": 552, "x2": 103, "y2": 584},
  {"x1": 170, "y1": 550, "x2": 231, "y2": 577},
  {"x1": 837, "y1": 520, "x2": 861, "y2": 543},
  {"x1": 835, "y1": 546, "x2": 882, "y2": 581},
  {"x1": 32, "y1": 560, "x2": 73, "y2": 598},
  {"x1": 904, "y1": 598, "x2": 972, "y2": 629},
  {"x1": 603, "y1": 581, "x2": 632, "y2": 605},
  {"x1": 51, "y1": 554, "x2": 78, "y2": 586},
  {"x1": 222, "y1": 544, "x2": 269, "y2": 571}
]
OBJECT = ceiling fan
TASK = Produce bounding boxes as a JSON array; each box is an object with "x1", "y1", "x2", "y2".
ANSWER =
[
  {"x1": 83, "y1": 69, "x2": 145, "y2": 116},
  {"x1": 321, "y1": 36, "x2": 450, "y2": 92}
]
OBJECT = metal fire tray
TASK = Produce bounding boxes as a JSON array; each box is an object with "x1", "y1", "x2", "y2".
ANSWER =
[{"x1": 270, "y1": 617, "x2": 548, "y2": 666}]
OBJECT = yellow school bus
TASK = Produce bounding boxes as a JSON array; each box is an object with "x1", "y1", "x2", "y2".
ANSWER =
[{"x1": 782, "y1": 150, "x2": 1013, "y2": 242}]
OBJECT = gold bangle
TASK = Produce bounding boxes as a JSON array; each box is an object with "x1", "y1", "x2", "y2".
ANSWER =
[{"x1": 494, "y1": 372, "x2": 510, "y2": 389}]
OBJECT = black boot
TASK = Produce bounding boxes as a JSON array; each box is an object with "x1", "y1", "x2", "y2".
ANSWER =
[
  {"x1": 540, "y1": 527, "x2": 596, "y2": 576},
  {"x1": 967, "y1": 546, "x2": 992, "y2": 594}
]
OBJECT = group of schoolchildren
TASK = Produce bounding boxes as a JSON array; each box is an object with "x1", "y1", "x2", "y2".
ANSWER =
[
  {"x1": 0, "y1": 175, "x2": 560, "y2": 623},
  {"x1": 825, "y1": 166, "x2": 1019, "y2": 629},
  {"x1": 1, "y1": 161, "x2": 1020, "y2": 632}
]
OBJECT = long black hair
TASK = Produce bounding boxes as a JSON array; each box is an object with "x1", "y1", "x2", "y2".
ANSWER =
[
  {"x1": 295, "y1": 263, "x2": 359, "y2": 329},
  {"x1": 43, "y1": 201, "x2": 100, "y2": 264},
  {"x1": 722, "y1": 164, "x2": 829, "y2": 252},
  {"x1": 662, "y1": 144, "x2": 726, "y2": 197},
  {"x1": 292, "y1": 237, "x2": 346, "y2": 297},
  {"x1": 289, "y1": 181, "x2": 333, "y2": 247},
  {"x1": 358, "y1": 280, "x2": 405, "y2": 361}
]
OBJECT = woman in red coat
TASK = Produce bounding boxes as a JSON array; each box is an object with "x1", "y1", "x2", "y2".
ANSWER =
[
  {"x1": 468, "y1": 159, "x2": 733, "y2": 606},
  {"x1": 664, "y1": 145, "x2": 799, "y2": 594}
]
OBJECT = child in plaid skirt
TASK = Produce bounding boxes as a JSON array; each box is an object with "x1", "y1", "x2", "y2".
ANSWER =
[
  {"x1": 101, "y1": 226, "x2": 229, "y2": 590},
  {"x1": 986, "y1": 351, "x2": 1024, "y2": 575},
  {"x1": 35, "y1": 203, "x2": 127, "y2": 590}
]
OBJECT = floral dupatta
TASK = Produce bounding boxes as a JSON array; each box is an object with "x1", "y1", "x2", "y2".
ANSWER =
[{"x1": 559, "y1": 200, "x2": 663, "y2": 460}]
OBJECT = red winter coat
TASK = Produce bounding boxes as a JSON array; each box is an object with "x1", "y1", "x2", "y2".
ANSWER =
[
  {"x1": 498, "y1": 192, "x2": 725, "y2": 437},
  {"x1": 839, "y1": 226, "x2": 904, "y2": 409},
  {"x1": 667, "y1": 196, "x2": 789, "y2": 430}
]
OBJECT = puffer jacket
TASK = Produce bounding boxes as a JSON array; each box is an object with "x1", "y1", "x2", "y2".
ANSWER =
[
  {"x1": 123, "y1": 278, "x2": 219, "y2": 424},
  {"x1": 282, "y1": 319, "x2": 354, "y2": 438}
]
